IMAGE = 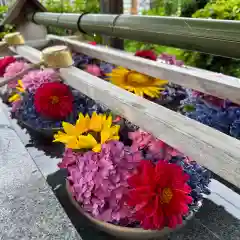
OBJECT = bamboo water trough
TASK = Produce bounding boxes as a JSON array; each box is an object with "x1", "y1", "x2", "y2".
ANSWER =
[{"x1": 1, "y1": 1, "x2": 240, "y2": 188}]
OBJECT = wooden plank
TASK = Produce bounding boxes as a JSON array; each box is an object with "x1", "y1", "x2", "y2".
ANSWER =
[
  {"x1": 10, "y1": 45, "x2": 240, "y2": 188},
  {"x1": 47, "y1": 35, "x2": 240, "y2": 105}
]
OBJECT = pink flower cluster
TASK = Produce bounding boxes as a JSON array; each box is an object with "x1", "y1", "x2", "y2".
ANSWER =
[
  {"x1": 4, "y1": 61, "x2": 29, "y2": 88},
  {"x1": 129, "y1": 130, "x2": 184, "y2": 161},
  {"x1": 22, "y1": 69, "x2": 60, "y2": 92},
  {"x1": 64, "y1": 141, "x2": 142, "y2": 223},
  {"x1": 160, "y1": 53, "x2": 184, "y2": 67}
]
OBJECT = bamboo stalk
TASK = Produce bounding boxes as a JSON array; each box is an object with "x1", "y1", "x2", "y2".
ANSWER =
[{"x1": 29, "y1": 12, "x2": 240, "y2": 58}]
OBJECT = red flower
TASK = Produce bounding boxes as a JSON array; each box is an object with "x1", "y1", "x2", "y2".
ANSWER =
[
  {"x1": 34, "y1": 82, "x2": 74, "y2": 119},
  {"x1": 135, "y1": 50, "x2": 157, "y2": 61},
  {"x1": 89, "y1": 41, "x2": 97, "y2": 45},
  {"x1": 127, "y1": 160, "x2": 192, "y2": 230},
  {"x1": 0, "y1": 56, "x2": 16, "y2": 76}
]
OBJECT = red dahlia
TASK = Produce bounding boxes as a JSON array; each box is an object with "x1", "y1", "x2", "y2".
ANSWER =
[
  {"x1": 89, "y1": 41, "x2": 97, "y2": 45},
  {"x1": 0, "y1": 56, "x2": 16, "y2": 76},
  {"x1": 127, "y1": 160, "x2": 192, "y2": 230},
  {"x1": 34, "y1": 82, "x2": 74, "y2": 119},
  {"x1": 135, "y1": 50, "x2": 157, "y2": 61}
]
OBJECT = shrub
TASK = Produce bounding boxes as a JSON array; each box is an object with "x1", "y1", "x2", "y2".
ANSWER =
[
  {"x1": 182, "y1": 0, "x2": 240, "y2": 77},
  {"x1": 41, "y1": 0, "x2": 99, "y2": 36}
]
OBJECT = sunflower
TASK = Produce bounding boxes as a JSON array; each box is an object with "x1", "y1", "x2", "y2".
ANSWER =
[
  {"x1": 106, "y1": 67, "x2": 168, "y2": 98},
  {"x1": 53, "y1": 112, "x2": 120, "y2": 152},
  {"x1": 8, "y1": 80, "x2": 24, "y2": 103}
]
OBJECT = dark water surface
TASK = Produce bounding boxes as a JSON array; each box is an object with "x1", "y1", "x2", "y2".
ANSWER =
[{"x1": 1, "y1": 101, "x2": 239, "y2": 240}]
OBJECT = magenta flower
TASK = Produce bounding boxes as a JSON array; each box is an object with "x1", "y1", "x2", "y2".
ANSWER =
[
  {"x1": 67, "y1": 141, "x2": 142, "y2": 223},
  {"x1": 129, "y1": 130, "x2": 185, "y2": 161},
  {"x1": 160, "y1": 53, "x2": 184, "y2": 67},
  {"x1": 22, "y1": 69, "x2": 60, "y2": 92},
  {"x1": 11, "y1": 99, "x2": 22, "y2": 113},
  {"x1": 85, "y1": 64, "x2": 102, "y2": 77},
  {"x1": 58, "y1": 148, "x2": 80, "y2": 169},
  {"x1": 4, "y1": 61, "x2": 29, "y2": 88}
]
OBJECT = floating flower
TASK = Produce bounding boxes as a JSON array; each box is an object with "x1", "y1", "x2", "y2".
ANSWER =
[
  {"x1": 160, "y1": 53, "x2": 184, "y2": 67},
  {"x1": 85, "y1": 64, "x2": 102, "y2": 77},
  {"x1": 67, "y1": 141, "x2": 141, "y2": 222},
  {"x1": 22, "y1": 69, "x2": 59, "y2": 92},
  {"x1": 4, "y1": 61, "x2": 29, "y2": 88},
  {"x1": 34, "y1": 82, "x2": 74, "y2": 119},
  {"x1": 100, "y1": 62, "x2": 115, "y2": 75},
  {"x1": 127, "y1": 160, "x2": 192, "y2": 230},
  {"x1": 73, "y1": 54, "x2": 93, "y2": 68},
  {"x1": 0, "y1": 56, "x2": 16, "y2": 76},
  {"x1": 129, "y1": 130, "x2": 183, "y2": 161},
  {"x1": 89, "y1": 41, "x2": 97, "y2": 45},
  {"x1": 169, "y1": 156, "x2": 211, "y2": 203},
  {"x1": 11, "y1": 99, "x2": 22, "y2": 113},
  {"x1": 17, "y1": 91, "x2": 104, "y2": 130},
  {"x1": 106, "y1": 67, "x2": 168, "y2": 98},
  {"x1": 181, "y1": 89, "x2": 240, "y2": 138},
  {"x1": 54, "y1": 112, "x2": 120, "y2": 152},
  {"x1": 135, "y1": 50, "x2": 157, "y2": 61}
]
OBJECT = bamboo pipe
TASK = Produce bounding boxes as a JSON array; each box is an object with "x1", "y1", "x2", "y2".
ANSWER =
[{"x1": 29, "y1": 12, "x2": 240, "y2": 58}]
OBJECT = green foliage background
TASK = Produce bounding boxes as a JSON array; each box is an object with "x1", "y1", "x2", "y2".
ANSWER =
[
  {"x1": 181, "y1": 0, "x2": 240, "y2": 77},
  {"x1": 40, "y1": 0, "x2": 100, "y2": 37}
]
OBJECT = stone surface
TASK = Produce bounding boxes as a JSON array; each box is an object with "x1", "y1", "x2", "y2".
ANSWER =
[{"x1": 0, "y1": 127, "x2": 81, "y2": 240}]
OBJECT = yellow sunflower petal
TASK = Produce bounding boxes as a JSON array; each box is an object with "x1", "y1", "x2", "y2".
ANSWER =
[
  {"x1": 8, "y1": 94, "x2": 20, "y2": 103},
  {"x1": 16, "y1": 87, "x2": 24, "y2": 93},
  {"x1": 53, "y1": 132, "x2": 81, "y2": 150},
  {"x1": 100, "y1": 125, "x2": 120, "y2": 144},
  {"x1": 110, "y1": 125, "x2": 120, "y2": 136},
  {"x1": 78, "y1": 134, "x2": 98, "y2": 149},
  {"x1": 92, "y1": 144, "x2": 102, "y2": 152},
  {"x1": 89, "y1": 112, "x2": 103, "y2": 132},
  {"x1": 102, "y1": 115, "x2": 112, "y2": 129},
  {"x1": 18, "y1": 80, "x2": 23, "y2": 88},
  {"x1": 62, "y1": 122, "x2": 78, "y2": 135},
  {"x1": 75, "y1": 113, "x2": 90, "y2": 134},
  {"x1": 66, "y1": 137, "x2": 80, "y2": 149}
]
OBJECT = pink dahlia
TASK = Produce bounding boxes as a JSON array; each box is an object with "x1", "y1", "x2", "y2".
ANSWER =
[
  {"x1": 4, "y1": 61, "x2": 29, "y2": 88},
  {"x1": 85, "y1": 64, "x2": 102, "y2": 77},
  {"x1": 67, "y1": 141, "x2": 142, "y2": 223},
  {"x1": 129, "y1": 130, "x2": 184, "y2": 161},
  {"x1": 22, "y1": 69, "x2": 60, "y2": 92}
]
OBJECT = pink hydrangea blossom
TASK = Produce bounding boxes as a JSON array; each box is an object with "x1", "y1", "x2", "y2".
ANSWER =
[
  {"x1": 4, "y1": 61, "x2": 29, "y2": 88},
  {"x1": 22, "y1": 69, "x2": 60, "y2": 92},
  {"x1": 129, "y1": 130, "x2": 185, "y2": 161},
  {"x1": 66, "y1": 141, "x2": 142, "y2": 223},
  {"x1": 58, "y1": 148, "x2": 80, "y2": 169},
  {"x1": 85, "y1": 64, "x2": 102, "y2": 77}
]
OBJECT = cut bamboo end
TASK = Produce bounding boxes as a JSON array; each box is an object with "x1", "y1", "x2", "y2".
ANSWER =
[
  {"x1": 3, "y1": 32, "x2": 25, "y2": 45},
  {"x1": 41, "y1": 45, "x2": 73, "y2": 68}
]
